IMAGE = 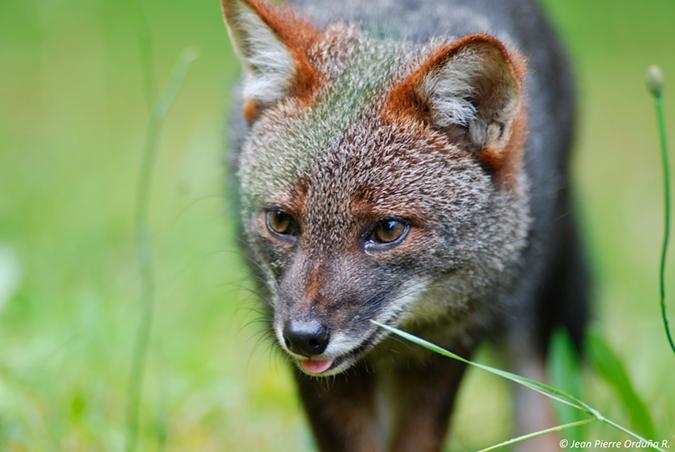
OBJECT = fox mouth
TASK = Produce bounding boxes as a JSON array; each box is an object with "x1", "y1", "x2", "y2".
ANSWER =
[{"x1": 291, "y1": 328, "x2": 384, "y2": 376}]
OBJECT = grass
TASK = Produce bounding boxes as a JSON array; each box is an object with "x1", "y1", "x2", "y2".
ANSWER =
[
  {"x1": 646, "y1": 65, "x2": 675, "y2": 354},
  {"x1": 0, "y1": 0, "x2": 674, "y2": 450},
  {"x1": 126, "y1": 46, "x2": 199, "y2": 452},
  {"x1": 373, "y1": 322, "x2": 666, "y2": 451}
]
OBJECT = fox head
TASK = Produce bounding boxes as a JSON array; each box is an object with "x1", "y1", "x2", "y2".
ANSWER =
[{"x1": 222, "y1": 0, "x2": 531, "y2": 375}]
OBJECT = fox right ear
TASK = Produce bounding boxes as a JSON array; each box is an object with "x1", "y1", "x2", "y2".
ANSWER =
[
  {"x1": 221, "y1": 0, "x2": 320, "y2": 123},
  {"x1": 387, "y1": 34, "x2": 526, "y2": 184}
]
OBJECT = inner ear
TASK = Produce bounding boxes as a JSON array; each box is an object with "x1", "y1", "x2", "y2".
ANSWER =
[{"x1": 387, "y1": 34, "x2": 526, "y2": 179}]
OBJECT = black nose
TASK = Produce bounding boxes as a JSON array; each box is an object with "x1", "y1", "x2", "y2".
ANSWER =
[{"x1": 283, "y1": 320, "x2": 330, "y2": 356}]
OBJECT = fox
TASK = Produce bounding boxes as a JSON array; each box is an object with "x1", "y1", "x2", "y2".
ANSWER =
[{"x1": 220, "y1": 0, "x2": 589, "y2": 450}]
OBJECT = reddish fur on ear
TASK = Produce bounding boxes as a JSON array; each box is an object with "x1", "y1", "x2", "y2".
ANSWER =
[
  {"x1": 386, "y1": 33, "x2": 527, "y2": 188},
  {"x1": 221, "y1": 0, "x2": 322, "y2": 122},
  {"x1": 242, "y1": 99, "x2": 261, "y2": 124}
]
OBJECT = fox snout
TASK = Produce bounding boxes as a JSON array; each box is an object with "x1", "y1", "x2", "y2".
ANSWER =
[
  {"x1": 270, "y1": 245, "x2": 433, "y2": 376},
  {"x1": 276, "y1": 305, "x2": 350, "y2": 376},
  {"x1": 270, "y1": 251, "x2": 397, "y2": 375},
  {"x1": 276, "y1": 305, "x2": 371, "y2": 376},
  {"x1": 273, "y1": 272, "x2": 367, "y2": 369}
]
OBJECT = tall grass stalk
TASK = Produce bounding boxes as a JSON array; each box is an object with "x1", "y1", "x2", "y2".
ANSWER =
[
  {"x1": 372, "y1": 321, "x2": 666, "y2": 451},
  {"x1": 125, "y1": 47, "x2": 198, "y2": 452},
  {"x1": 646, "y1": 65, "x2": 675, "y2": 354},
  {"x1": 477, "y1": 418, "x2": 595, "y2": 452}
]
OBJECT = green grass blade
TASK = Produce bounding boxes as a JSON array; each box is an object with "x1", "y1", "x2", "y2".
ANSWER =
[
  {"x1": 125, "y1": 48, "x2": 198, "y2": 452},
  {"x1": 371, "y1": 321, "x2": 666, "y2": 452},
  {"x1": 372, "y1": 321, "x2": 593, "y2": 414},
  {"x1": 646, "y1": 65, "x2": 675, "y2": 354},
  {"x1": 587, "y1": 332, "x2": 657, "y2": 439},
  {"x1": 477, "y1": 418, "x2": 595, "y2": 452},
  {"x1": 547, "y1": 329, "x2": 584, "y2": 444}
]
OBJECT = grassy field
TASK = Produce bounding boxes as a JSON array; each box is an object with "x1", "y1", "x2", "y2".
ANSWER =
[{"x1": 0, "y1": 0, "x2": 674, "y2": 450}]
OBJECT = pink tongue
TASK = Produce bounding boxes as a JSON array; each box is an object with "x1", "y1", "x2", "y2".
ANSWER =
[{"x1": 300, "y1": 358, "x2": 334, "y2": 374}]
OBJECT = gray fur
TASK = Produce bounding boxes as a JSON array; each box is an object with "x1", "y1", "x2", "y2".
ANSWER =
[{"x1": 225, "y1": 0, "x2": 587, "y2": 448}]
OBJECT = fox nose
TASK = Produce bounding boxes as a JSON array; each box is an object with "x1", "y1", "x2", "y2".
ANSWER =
[{"x1": 283, "y1": 320, "x2": 330, "y2": 356}]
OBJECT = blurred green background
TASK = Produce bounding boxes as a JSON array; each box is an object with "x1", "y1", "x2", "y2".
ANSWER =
[{"x1": 1, "y1": 0, "x2": 674, "y2": 450}]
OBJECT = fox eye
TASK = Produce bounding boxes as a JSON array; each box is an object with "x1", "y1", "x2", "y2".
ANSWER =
[
  {"x1": 365, "y1": 219, "x2": 409, "y2": 251},
  {"x1": 265, "y1": 208, "x2": 300, "y2": 240}
]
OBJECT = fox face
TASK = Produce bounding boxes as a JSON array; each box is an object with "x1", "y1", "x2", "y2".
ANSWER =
[{"x1": 223, "y1": 0, "x2": 531, "y2": 376}]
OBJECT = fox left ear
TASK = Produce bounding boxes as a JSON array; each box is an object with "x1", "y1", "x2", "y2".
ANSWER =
[
  {"x1": 387, "y1": 34, "x2": 527, "y2": 181},
  {"x1": 221, "y1": 0, "x2": 320, "y2": 123}
]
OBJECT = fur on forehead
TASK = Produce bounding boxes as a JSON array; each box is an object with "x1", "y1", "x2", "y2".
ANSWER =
[
  {"x1": 238, "y1": 27, "x2": 525, "y2": 212},
  {"x1": 307, "y1": 110, "x2": 493, "y2": 217},
  {"x1": 252, "y1": 105, "x2": 494, "y2": 232}
]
